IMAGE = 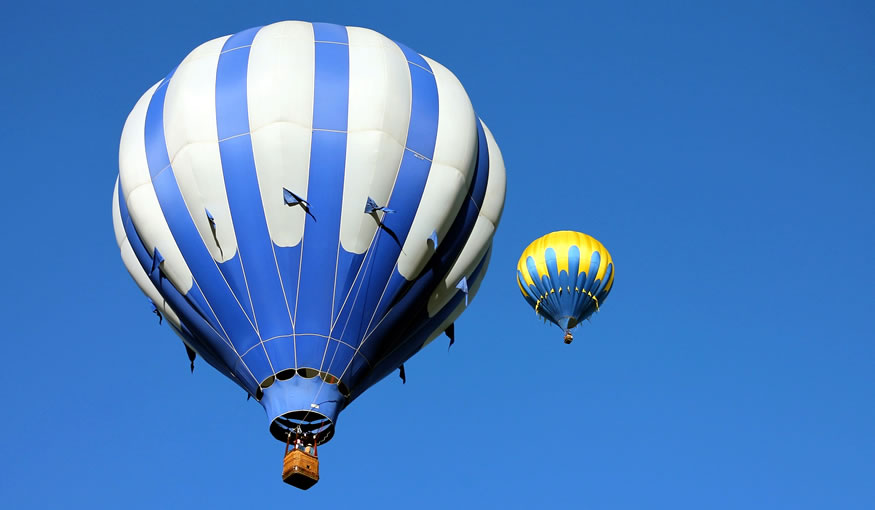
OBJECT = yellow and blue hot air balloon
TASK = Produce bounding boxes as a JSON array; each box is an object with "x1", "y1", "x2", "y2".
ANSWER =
[{"x1": 517, "y1": 231, "x2": 614, "y2": 343}]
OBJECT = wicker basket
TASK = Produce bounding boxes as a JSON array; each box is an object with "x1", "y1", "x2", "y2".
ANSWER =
[{"x1": 282, "y1": 449, "x2": 319, "y2": 489}]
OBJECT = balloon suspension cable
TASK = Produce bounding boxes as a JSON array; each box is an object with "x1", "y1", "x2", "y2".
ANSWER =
[{"x1": 282, "y1": 424, "x2": 319, "y2": 456}]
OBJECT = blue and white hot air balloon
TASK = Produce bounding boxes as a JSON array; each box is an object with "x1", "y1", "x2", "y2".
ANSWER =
[{"x1": 111, "y1": 21, "x2": 505, "y2": 487}]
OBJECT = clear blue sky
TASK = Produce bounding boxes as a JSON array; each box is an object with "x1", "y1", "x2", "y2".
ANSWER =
[{"x1": 2, "y1": 1, "x2": 873, "y2": 508}]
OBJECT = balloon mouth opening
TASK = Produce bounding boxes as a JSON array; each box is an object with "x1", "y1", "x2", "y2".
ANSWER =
[{"x1": 270, "y1": 410, "x2": 336, "y2": 444}]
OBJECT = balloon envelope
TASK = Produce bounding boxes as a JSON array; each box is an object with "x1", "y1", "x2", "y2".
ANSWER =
[
  {"x1": 112, "y1": 21, "x2": 506, "y2": 440},
  {"x1": 516, "y1": 231, "x2": 614, "y2": 334}
]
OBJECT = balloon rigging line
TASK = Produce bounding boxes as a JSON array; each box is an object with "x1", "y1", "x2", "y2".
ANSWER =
[
  {"x1": 149, "y1": 170, "x2": 262, "y2": 335},
  {"x1": 268, "y1": 239, "x2": 296, "y2": 330},
  {"x1": 121, "y1": 192, "x2": 262, "y2": 392},
  {"x1": 329, "y1": 230, "x2": 381, "y2": 333},
  {"x1": 326, "y1": 111, "x2": 408, "y2": 334},
  {"x1": 207, "y1": 197, "x2": 279, "y2": 376},
  {"x1": 352, "y1": 89, "x2": 421, "y2": 341},
  {"x1": 188, "y1": 277, "x2": 261, "y2": 391},
  {"x1": 291, "y1": 230, "x2": 308, "y2": 370},
  {"x1": 123, "y1": 180, "x2": 262, "y2": 384},
  {"x1": 300, "y1": 118, "x2": 421, "y2": 419},
  {"x1": 328, "y1": 226, "x2": 343, "y2": 334},
  {"x1": 309, "y1": 231, "x2": 344, "y2": 406},
  {"x1": 300, "y1": 215, "x2": 391, "y2": 425}
]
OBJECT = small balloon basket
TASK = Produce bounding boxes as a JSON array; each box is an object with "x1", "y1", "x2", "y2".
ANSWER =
[
  {"x1": 282, "y1": 433, "x2": 320, "y2": 489},
  {"x1": 564, "y1": 331, "x2": 574, "y2": 344}
]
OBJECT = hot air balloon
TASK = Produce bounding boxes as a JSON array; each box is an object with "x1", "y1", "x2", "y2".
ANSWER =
[
  {"x1": 516, "y1": 231, "x2": 614, "y2": 344},
  {"x1": 111, "y1": 21, "x2": 506, "y2": 489}
]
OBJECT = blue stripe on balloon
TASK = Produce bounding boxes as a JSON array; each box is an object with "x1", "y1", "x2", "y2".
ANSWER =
[
  {"x1": 525, "y1": 257, "x2": 541, "y2": 292},
  {"x1": 540, "y1": 278, "x2": 560, "y2": 323},
  {"x1": 273, "y1": 244, "x2": 302, "y2": 370},
  {"x1": 215, "y1": 26, "x2": 260, "y2": 139},
  {"x1": 118, "y1": 154, "x2": 220, "y2": 335},
  {"x1": 567, "y1": 245, "x2": 584, "y2": 319},
  {"x1": 118, "y1": 180, "x2": 211, "y2": 331},
  {"x1": 575, "y1": 268, "x2": 588, "y2": 295},
  {"x1": 295, "y1": 134, "x2": 344, "y2": 365},
  {"x1": 313, "y1": 23, "x2": 348, "y2": 44},
  {"x1": 576, "y1": 269, "x2": 593, "y2": 318},
  {"x1": 117, "y1": 178, "x2": 166, "y2": 298},
  {"x1": 396, "y1": 43, "x2": 438, "y2": 157},
  {"x1": 521, "y1": 277, "x2": 538, "y2": 305},
  {"x1": 596, "y1": 263, "x2": 614, "y2": 303},
  {"x1": 517, "y1": 269, "x2": 536, "y2": 300},
  {"x1": 179, "y1": 283, "x2": 220, "y2": 334},
  {"x1": 355, "y1": 248, "x2": 490, "y2": 397},
  {"x1": 377, "y1": 117, "x2": 488, "y2": 319},
  {"x1": 218, "y1": 136, "x2": 292, "y2": 343},
  {"x1": 593, "y1": 258, "x2": 610, "y2": 297},
  {"x1": 470, "y1": 121, "x2": 490, "y2": 209},
  {"x1": 588, "y1": 263, "x2": 610, "y2": 313},
  {"x1": 584, "y1": 251, "x2": 601, "y2": 295},
  {"x1": 324, "y1": 253, "x2": 369, "y2": 375},
  {"x1": 340, "y1": 154, "x2": 431, "y2": 343},
  {"x1": 312, "y1": 23, "x2": 349, "y2": 131},
  {"x1": 171, "y1": 321, "x2": 238, "y2": 385},
  {"x1": 323, "y1": 91, "x2": 485, "y2": 398},
  {"x1": 213, "y1": 255, "x2": 254, "y2": 324},
  {"x1": 558, "y1": 275, "x2": 574, "y2": 329},
  {"x1": 396, "y1": 42, "x2": 429, "y2": 69},
  {"x1": 215, "y1": 28, "x2": 294, "y2": 357},
  {"x1": 544, "y1": 247, "x2": 563, "y2": 317},
  {"x1": 518, "y1": 272, "x2": 538, "y2": 310},
  {"x1": 146, "y1": 76, "x2": 256, "y2": 324},
  {"x1": 116, "y1": 180, "x2": 257, "y2": 392},
  {"x1": 294, "y1": 36, "x2": 488, "y2": 398},
  {"x1": 576, "y1": 251, "x2": 604, "y2": 321},
  {"x1": 338, "y1": 40, "x2": 440, "y2": 353},
  {"x1": 568, "y1": 246, "x2": 581, "y2": 285},
  {"x1": 322, "y1": 340, "x2": 359, "y2": 379},
  {"x1": 329, "y1": 246, "x2": 379, "y2": 343},
  {"x1": 262, "y1": 336, "x2": 295, "y2": 371},
  {"x1": 424, "y1": 120, "x2": 489, "y2": 265},
  {"x1": 525, "y1": 256, "x2": 548, "y2": 306},
  {"x1": 544, "y1": 250, "x2": 564, "y2": 318},
  {"x1": 336, "y1": 122, "x2": 487, "y2": 387},
  {"x1": 294, "y1": 23, "x2": 349, "y2": 370},
  {"x1": 143, "y1": 72, "x2": 261, "y2": 356},
  {"x1": 265, "y1": 288, "x2": 306, "y2": 370},
  {"x1": 241, "y1": 343, "x2": 272, "y2": 384},
  {"x1": 357, "y1": 179, "x2": 485, "y2": 368},
  {"x1": 331, "y1": 250, "x2": 367, "y2": 327}
]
